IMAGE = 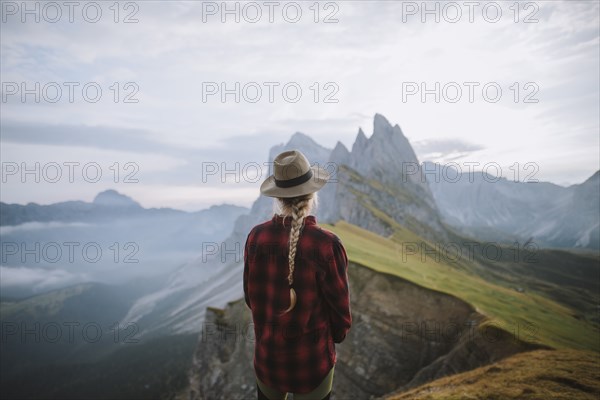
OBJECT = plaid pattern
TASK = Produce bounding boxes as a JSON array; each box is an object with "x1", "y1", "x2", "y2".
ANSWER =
[{"x1": 243, "y1": 214, "x2": 352, "y2": 394}]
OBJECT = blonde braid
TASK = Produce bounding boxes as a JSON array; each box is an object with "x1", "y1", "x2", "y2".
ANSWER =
[
  {"x1": 287, "y1": 197, "x2": 310, "y2": 285},
  {"x1": 279, "y1": 194, "x2": 313, "y2": 314}
]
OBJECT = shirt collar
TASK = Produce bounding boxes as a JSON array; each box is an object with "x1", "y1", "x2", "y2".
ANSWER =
[{"x1": 272, "y1": 214, "x2": 317, "y2": 228}]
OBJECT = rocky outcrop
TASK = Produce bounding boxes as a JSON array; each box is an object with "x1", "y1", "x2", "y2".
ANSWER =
[
  {"x1": 188, "y1": 299, "x2": 255, "y2": 400},
  {"x1": 187, "y1": 262, "x2": 546, "y2": 399},
  {"x1": 319, "y1": 114, "x2": 448, "y2": 242}
]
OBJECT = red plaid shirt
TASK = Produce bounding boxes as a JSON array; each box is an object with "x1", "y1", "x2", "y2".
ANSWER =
[{"x1": 243, "y1": 214, "x2": 352, "y2": 394}]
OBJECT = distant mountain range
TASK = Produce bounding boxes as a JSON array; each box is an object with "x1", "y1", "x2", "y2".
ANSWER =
[
  {"x1": 426, "y1": 163, "x2": 599, "y2": 249},
  {"x1": 1, "y1": 189, "x2": 245, "y2": 226},
  {"x1": 319, "y1": 114, "x2": 598, "y2": 249},
  {"x1": 0, "y1": 191, "x2": 248, "y2": 297}
]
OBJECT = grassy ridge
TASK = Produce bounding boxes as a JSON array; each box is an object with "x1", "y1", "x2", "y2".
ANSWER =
[
  {"x1": 387, "y1": 349, "x2": 600, "y2": 400},
  {"x1": 322, "y1": 220, "x2": 600, "y2": 352}
]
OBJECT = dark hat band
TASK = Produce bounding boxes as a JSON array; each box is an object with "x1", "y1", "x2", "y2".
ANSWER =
[{"x1": 274, "y1": 169, "x2": 313, "y2": 188}]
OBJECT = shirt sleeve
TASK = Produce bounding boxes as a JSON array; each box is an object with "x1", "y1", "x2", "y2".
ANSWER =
[
  {"x1": 243, "y1": 232, "x2": 251, "y2": 309},
  {"x1": 319, "y1": 235, "x2": 352, "y2": 343}
]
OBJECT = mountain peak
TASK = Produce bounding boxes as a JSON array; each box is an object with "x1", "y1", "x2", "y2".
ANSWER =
[
  {"x1": 352, "y1": 128, "x2": 368, "y2": 154},
  {"x1": 93, "y1": 190, "x2": 141, "y2": 208},
  {"x1": 269, "y1": 132, "x2": 332, "y2": 167},
  {"x1": 333, "y1": 140, "x2": 349, "y2": 153},
  {"x1": 583, "y1": 170, "x2": 600, "y2": 185},
  {"x1": 330, "y1": 141, "x2": 351, "y2": 166},
  {"x1": 373, "y1": 113, "x2": 393, "y2": 136},
  {"x1": 358, "y1": 114, "x2": 418, "y2": 162},
  {"x1": 287, "y1": 132, "x2": 318, "y2": 148}
]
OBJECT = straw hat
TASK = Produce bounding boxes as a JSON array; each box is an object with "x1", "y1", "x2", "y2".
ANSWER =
[{"x1": 260, "y1": 150, "x2": 330, "y2": 198}]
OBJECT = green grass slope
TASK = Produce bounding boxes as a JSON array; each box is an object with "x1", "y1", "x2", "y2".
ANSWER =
[{"x1": 322, "y1": 220, "x2": 599, "y2": 352}]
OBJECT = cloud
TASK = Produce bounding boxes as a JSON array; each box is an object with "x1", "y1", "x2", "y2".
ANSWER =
[
  {"x1": 0, "y1": 0, "x2": 598, "y2": 208},
  {"x1": 413, "y1": 138, "x2": 485, "y2": 162},
  {"x1": 0, "y1": 266, "x2": 91, "y2": 294},
  {"x1": 1, "y1": 120, "x2": 178, "y2": 153},
  {"x1": 0, "y1": 222, "x2": 91, "y2": 235}
]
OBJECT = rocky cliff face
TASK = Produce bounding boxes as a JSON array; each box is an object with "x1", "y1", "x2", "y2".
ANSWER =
[{"x1": 187, "y1": 262, "x2": 545, "y2": 399}]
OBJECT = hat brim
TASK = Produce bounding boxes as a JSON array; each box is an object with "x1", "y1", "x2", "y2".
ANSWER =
[{"x1": 260, "y1": 165, "x2": 330, "y2": 198}]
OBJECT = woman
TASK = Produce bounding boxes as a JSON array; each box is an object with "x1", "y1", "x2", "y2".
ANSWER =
[{"x1": 244, "y1": 149, "x2": 352, "y2": 400}]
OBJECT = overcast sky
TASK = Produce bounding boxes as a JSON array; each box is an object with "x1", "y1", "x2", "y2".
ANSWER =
[{"x1": 1, "y1": 0, "x2": 598, "y2": 211}]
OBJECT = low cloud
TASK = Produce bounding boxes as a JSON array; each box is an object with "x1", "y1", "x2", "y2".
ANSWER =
[
  {"x1": 413, "y1": 138, "x2": 485, "y2": 163},
  {"x1": 0, "y1": 266, "x2": 91, "y2": 295},
  {"x1": 0, "y1": 222, "x2": 91, "y2": 235},
  {"x1": 1, "y1": 120, "x2": 179, "y2": 154}
]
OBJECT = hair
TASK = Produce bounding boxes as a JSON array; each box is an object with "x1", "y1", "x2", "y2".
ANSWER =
[{"x1": 274, "y1": 192, "x2": 317, "y2": 314}]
